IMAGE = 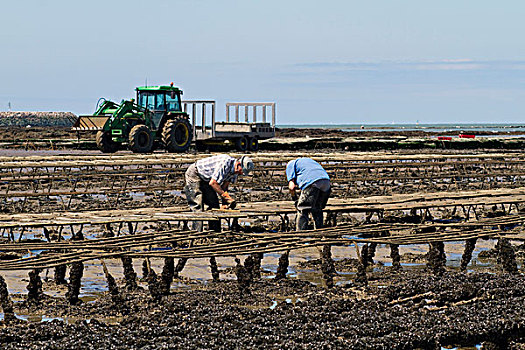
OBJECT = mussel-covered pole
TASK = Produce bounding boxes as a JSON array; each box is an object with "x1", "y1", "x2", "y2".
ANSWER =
[
  {"x1": 460, "y1": 238, "x2": 477, "y2": 272},
  {"x1": 321, "y1": 245, "x2": 336, "y2": 288},
  {"x1": 322, "y1": 245, "x2": 336, "y2": 272},
  {"x1": 275, "y1": 251, "x2": 290, "y2": 280},
  {"x1": 251, "y1": 253, "x2": 263, "y2": 280},
  {"x1": 101, "y1": 261, "x2": 123, "y2": 305},
  {"x1": 234, "y1": 258, "x2": 251, "y2": 296},
  {"x1": 243, "y1": 255, "x2": 255, "y2": 281},
  {"x1": 389, "y1": 244, "x2": 401, "y2": 271},
  {"x1": 121, "y1": 257, "x2": 139, "y2": 291},
  {"x1": 66, "y1": 262, "x2": 84, "y2": 305},
  {"x1": 142, "y1": 259, "x2": 149, "y2": 280},
  {"x1": 496, "y1": 238, "x2": 518, "y2": 274},
  {"x1": 361, "y1": 244, "x2": 370, "y2": 269},
  {"x1": 66, "y1": 227, "x2": 85, "y2": 305},
  {"x1": 160, "y1": 257, "x2": 175, "y2": 295},
  {"x1": 209, "y1": 257, "x2": 220, "y2": 281},
  {"x1": 54, "y1": 265, "x2": 67, "y2": 285},
  {"x1": 427, "y1": 242, "x2": 446, "y2": 276},
  {"x1": 0, "y1": 275, "x2": 16, "y2": 323},
  {"x1": 174, "y1": 258, "x2": 188, "y2": 279},
  {"x1": 54, "y1": 228, "x2": 69, "y2": 285},
  {"x1": 146, "y1": 266, "x2": 163, "y2": 301},
  {"x1": 26, "y1": 269, "x2": 43, "y2": 304},
  {"x1": 354, "y1": 243, "x2": 368, "y2": 286},
  {"x1": 366, "y1": 243, "x2": 377, "y2": 266}
]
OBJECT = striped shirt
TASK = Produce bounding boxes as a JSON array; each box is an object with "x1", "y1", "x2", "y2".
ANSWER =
[{"x1": 195, "y1": 154, "x2": 238, "y2": 185}]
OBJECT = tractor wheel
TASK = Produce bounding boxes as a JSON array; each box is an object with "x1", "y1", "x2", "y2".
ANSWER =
[
  {"x1": 162, "y1": 118, "x2": 193, "y2": 152},
  {"x1": 248, "y1": 137, "x2": 259, "y2": 152},
  {"x1": 235, "y1": 136, "x2": 248, "y2": 152},
  {"x1": 96, "y1": 131, "x2": 119, "y2": 153},
  {"x1": 129, "y1": 125, "x2": 153, "y2": 153}
]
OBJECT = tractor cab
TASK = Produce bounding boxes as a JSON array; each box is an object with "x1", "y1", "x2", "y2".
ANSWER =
[{"x1": 136, "y1": 84, "x2": 184, "y2": 130}]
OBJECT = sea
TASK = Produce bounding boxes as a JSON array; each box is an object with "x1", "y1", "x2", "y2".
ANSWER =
[
  {"x1": 277, "y1": 123, "x2": 525, "y2": 137},
  {"x1": 277, "y1": 123, "x2": 525, "y2": 133}
]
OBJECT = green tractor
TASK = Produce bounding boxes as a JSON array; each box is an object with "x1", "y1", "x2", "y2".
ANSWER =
[{"x1": 73, "y1": 84, "x2": 192, "y2": 153}]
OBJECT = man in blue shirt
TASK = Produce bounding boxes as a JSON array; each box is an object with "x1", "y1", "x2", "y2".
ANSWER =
[{"x1": 286, "y1": 158, "x2": 331, "y2": 230}]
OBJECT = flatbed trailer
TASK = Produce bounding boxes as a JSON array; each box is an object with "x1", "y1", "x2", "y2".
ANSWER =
[{"x1": 184, "y1": 101, "x2": 276, "y2": 151}]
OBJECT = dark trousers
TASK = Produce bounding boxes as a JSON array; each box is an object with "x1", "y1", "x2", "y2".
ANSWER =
[
  {"x1": 184, "y1": 165, "x2": 221, "y2": 232},
  {"x1": 296, "y1": 185, "x2": 331, "y2": 230}
]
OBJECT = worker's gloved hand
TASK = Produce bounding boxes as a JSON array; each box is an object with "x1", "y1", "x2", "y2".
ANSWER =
[
  {"x1": 221, "y1": 191, "x2": 237, "y2": 209},
  {"x1": 221, "y1": 201, "x2": 237, "y2": 210},
  {"x1": 220, "y1": 200, "x2": 237, "y2": 209},
  {"x1": 221, "y1": 191, "x2": 234, "y2": 202}
]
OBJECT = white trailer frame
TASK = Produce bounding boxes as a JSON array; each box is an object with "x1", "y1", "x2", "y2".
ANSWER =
[{"x1": 183, "y1": 101, "x2": 276, "y2": 143}]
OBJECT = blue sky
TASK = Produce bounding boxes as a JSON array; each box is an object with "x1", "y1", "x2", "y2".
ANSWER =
[{"x1": 1, "y1": 0, "x2": 525, "y2": 124}]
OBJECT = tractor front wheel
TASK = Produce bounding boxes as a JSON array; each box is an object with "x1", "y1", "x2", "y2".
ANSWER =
[
  {"x1": 162, "y1": 119, "x2": 193, "y2": 152},
  {"x1": 96, "y1": 131, "x2": 119, "y2": 153},
  {"x1": 129, "y1": 125, "x2": 153, "y2": 153}
]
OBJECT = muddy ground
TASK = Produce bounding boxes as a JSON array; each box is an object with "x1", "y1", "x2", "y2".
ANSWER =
[
  {"x1": 1, "y1": 268, "x2": 525, "y2": 349},
  {"x1": 2, "y1": 125, "x2": 523, "y2": 152},
  {"x1": 1, "y1": 238, "x2": 525, "y2": 349},
  {"x1": 0, "y1": 125, "x2": 520, "y2": 155},
  {"x1": 0, "y1": 125, "x2": 523, "y2": 145}
]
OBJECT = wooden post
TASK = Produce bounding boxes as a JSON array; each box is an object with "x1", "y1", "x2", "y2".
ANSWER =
[
  {"x1": 211, "y1": 102, "x2": 216, "y2": 138},
  {"x1": 272, "y1": 103, "x2": 276, "y2": 127},
  {"x1": 201, "y1": 103, "x2": 206, "y2": 133},
  {"x1": 192, "y1": 103, "x2": 196, "y2": 139}
]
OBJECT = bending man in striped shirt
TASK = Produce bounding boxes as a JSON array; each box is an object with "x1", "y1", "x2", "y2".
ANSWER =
[{"x1": 184, "y1": 154, "x2": 254, "y2": 232}]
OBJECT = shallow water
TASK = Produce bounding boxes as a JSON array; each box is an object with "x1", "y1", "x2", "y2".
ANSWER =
[
  {"x1": 279, "y1": 123, "x2": 525, "y2": 134},
  {"x1": 1, "y1": 238, "x2": 518, "y2": 325}
]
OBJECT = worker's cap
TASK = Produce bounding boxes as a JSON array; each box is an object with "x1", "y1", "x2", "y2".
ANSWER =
[{"x1": 239, "y1": 155, "x2": 254, "y2": 175}]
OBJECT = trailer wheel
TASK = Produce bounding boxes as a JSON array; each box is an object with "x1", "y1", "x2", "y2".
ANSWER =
[
  {"x1": 248, "y1": 137, "x2": 259, "y2": 152},
  {"x1": 96, "y1": 131, "x2": 119, "y2": 153},
  {"x1": 129, "y1": 125, "x2": 153, "y2": 153},
  {"x1": 162, "y1": 119, "x2": 193, "y2": 152},
  {"x1": 235, "y1": 136, "x2": 248, "y2": 152},
  {"x1": 195, "y1": 141, "x2": 208, "y2": 152}
]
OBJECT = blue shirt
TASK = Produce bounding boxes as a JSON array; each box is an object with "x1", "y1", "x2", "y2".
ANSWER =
[{"x1": 286, "y1": 158, "x2": 330, "y2": 190}]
